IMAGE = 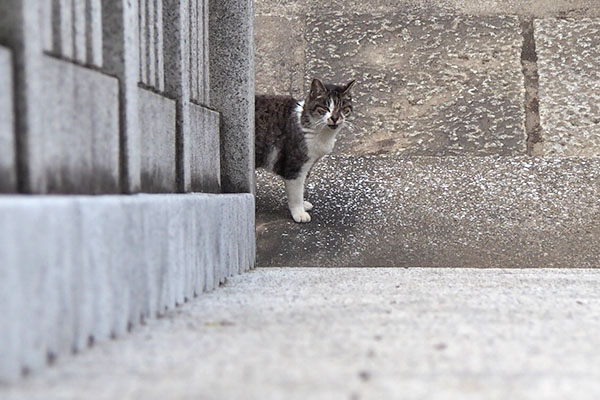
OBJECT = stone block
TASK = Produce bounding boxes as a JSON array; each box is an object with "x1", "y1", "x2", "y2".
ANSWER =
[
  {"x1": 257, "y1": 156, "x2": 600, "y2": 268},
  {"x1": 305, "y1": 13, "x2": 526, "y2": 156},
  {"x1": 189, "y1": 104, "x2": 220, "y2": 192},
  {"x1": 40, "y1": 56, "x2": 119, "y2": 193},
  {"x1": 138, "y1": 88, "x2": 177, "y2": 193},
  {"x1": 535, "y1": 18, "x2": 600, "y2": 156},
  {"x1": 255, "y1": 15, "x2": 305, "y2": 98},
  {"x1": 209, "y1": 0, "x2": 255, "y2": 193},
  {"x1": 0, "y1": 46, "x2": 16, "y2": 192},
  {"x1": 0, "y1": 192, "x2": 255, "y2": 383}
]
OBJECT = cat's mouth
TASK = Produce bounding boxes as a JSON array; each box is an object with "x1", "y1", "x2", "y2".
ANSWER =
[{"x1": 327, "y1": 124, "x2": 340, "y2": 130}]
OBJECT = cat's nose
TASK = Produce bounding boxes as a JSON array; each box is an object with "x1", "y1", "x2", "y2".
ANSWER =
[{"x1": 330, "y1": 115, "x2": 339, "y2": 123}]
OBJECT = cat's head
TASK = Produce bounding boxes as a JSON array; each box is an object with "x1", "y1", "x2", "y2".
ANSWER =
[{"x1": 304, "y1": 78, "x2": 356, "y2": 131}]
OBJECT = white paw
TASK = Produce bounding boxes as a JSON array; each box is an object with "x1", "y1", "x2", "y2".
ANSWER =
[
  {"x1": 303, "y1": 201, "x2": 313, "y2": 211},
  {"x1": 291, "y1": 210, "x2": 312, "y2": 223}
]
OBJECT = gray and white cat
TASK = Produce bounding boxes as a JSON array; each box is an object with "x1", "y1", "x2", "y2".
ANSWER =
[{"x1": 255, "y1": 78, "x2": 356, "y2": 223}]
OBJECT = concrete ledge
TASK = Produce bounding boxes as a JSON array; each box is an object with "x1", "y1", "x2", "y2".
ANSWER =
[
  {"x1": 0, "y1": 192, "x2": 255, "y2": 382},
  {"x1": 257, "y1": 156, "x2": 600, "y2": 268}
]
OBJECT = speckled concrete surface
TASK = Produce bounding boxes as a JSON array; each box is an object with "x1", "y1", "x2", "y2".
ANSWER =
[
  {"x1": 2, "y1": 268, "x2": 600, "y2": 400},
  {"x1": 535, "y1": 18, "x2": 600, "y2": 156},
  {"x1": 257, "y1": 156, "x2": 600, "y2": 268},
  {"x1": 304, "y1": 13, "x2": 525, "y2": 156},
  {"x1": 256, "y1": 0, "x2": 600, "y2": 18}
]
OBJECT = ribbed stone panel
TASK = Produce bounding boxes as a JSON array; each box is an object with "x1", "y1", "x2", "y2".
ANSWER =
[
  {"x1": 42, "y1": 0, "x2": 103, "y2": 67},
  {"x1": 0, "y1": 193, "x2": 256, "y2": 383},
  {"x1": 0, "y1": 46, "x2": 16, "y2": 192},
  {"x1": 138, "y1": 0, "x2": 165, "y2": 92},
  {"x1": 189, "y1": 0, "x2": 209, "y2": 105}
]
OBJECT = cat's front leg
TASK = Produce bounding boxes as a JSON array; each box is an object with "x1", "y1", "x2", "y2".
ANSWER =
[{"x1": 284, "y1": 174, "x2": 311, "y2": 223}]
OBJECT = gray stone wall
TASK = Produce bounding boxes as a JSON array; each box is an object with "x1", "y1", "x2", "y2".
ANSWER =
[
  {"x1": 0, "y1": 0, "x2": 256, "y2": 383},
  {"x1": 0, "y1": 0, "x2": 254, "y2": 194},
  {"x1": 255, "y1": 0, "x2": 600, "y2": 157}
]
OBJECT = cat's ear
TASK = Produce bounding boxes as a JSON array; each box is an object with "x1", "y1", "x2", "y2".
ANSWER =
[
  {"x1": 343, "y1": 80, "x2": 356, "y2": 94},
  {"x1": 310, "y1": 78, "x2": 327, "y2": 96}
]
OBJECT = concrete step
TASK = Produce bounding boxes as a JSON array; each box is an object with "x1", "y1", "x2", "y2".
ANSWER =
[
  {"x1": 256, "y1": 156, "x2": 600, "y2": 268},
  {"x1": 3, "y1": 268, "x2": 600, "y2": 399}
]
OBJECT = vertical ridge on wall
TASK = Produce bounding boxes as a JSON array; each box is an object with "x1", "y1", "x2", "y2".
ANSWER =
[
  {"x1": 45, "y1": 0, "x2": 103, "y2": 67},
  {"x1": 138, "y1": 0, "x2": 165, "y2": 92}
]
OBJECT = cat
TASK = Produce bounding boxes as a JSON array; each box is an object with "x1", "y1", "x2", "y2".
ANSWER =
[{"x1": 255, "y1": 78, "x2": 356, "y2": 223}]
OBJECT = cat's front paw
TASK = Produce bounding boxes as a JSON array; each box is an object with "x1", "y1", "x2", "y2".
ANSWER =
[
  {"x1": 303, "y1": 201, "x2": 313, "y2": 211},
  {"x1": 291, "y1": 209, "x2": 311, "y2": 223}
]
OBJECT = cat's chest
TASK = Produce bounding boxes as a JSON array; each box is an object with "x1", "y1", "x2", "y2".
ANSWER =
[{"x1": 304, "y1": 131, "x2": 337, "y2": 160}]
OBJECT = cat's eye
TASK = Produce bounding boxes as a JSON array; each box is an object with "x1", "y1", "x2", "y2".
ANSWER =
[
  {"x1": 315, "y1": 106, "x2": 328, "y2": 115},
  {"x1": 342, "y1": 106, "x2": 352, "y2": 116}
]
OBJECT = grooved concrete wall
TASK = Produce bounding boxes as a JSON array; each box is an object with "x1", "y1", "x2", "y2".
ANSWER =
[
  {"x1": 0, "y1": 0, "x2": 254, "y2": 194},
  {"x1": 0, "y1": 193, "x2": 255, "y2": 382},
  {"x1": 0, "y1": 0, "x2": 257, "y2": 384}
]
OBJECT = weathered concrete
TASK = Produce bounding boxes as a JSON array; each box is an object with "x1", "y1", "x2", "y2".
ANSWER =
[
  {"x1": 0, "y1": 193, "x2": 255, "y2": 383},
  {"x1": 0, "y1": 46, "x2": 16, "y2": 192},
  {"x1": 254, "y1": 14, "x2": 305, "y2": 99},
  {"x1": 102, "y1": 1, "x2": 141, "y2": 193},
  {"x1": 256, "y1": 0, "x2": 600, "y2": 18},
  {"x1": 2, "y1": 268, "x2": 600, "y2": 399},
  {"x1": 41, "y1": 0, "x2": 104, "y2": 68},
  {"x1": 535, "y1": 18, "x2": 600, "y2": 156},
  {"x1": 138, "y1": 0, "x2": 165, "y2": 92},
  {"x1": 0, "y1": 0, "x2": 47, "y2": 193},
  {"x1": 257, "y1": 156, "x2": 600, "y2": 268},
  {"x1": 189, "y1": 0, "x2": 210, "y2": 105},
  {"x1": 304, "y1": 13, "x2": 526, "y2": 156},
  {"x1": 190, "y1": 104, "x2": 221, "y2": 192},
  {"x1": 209, "y1": 0, "x2": 255, "y2": 193},
  {"x1": 40, "y1": 56, "x2": 120, "y2": 194},
  {"x1": 138, "y1": 88, "x2": 177, "y2": 193}
]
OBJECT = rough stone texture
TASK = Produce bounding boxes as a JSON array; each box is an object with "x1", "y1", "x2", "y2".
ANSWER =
[
  {"x1": 138, "y1": 0, "x2": 165, "y2": 92},
  {"x1": 0, "y1": 0, "x2": 47, "y2": 193},
  {"x1": 257, "y1": 156, "x2": 600, "y2": 268},
  {"x1": 256, "y1": 0, "x2": 600, "y2": 18},
  {"x1": 0, "y1": 46, "x2": 16, "y2": 192},
  {"x1": 535, "y1": 18, "x2": 600, "y2": 156},
  {"x1": 189, "y1": 0, "x2": 210, "y2": 105},
  {"x1": 2, "y1": 268, "x2": 600, "y2": 399},
  {"x1": 209, "y1": 0, "x2": 255, "y2": 193},
  {"x1": 41, "y1": 0, "x2": 104, "y2": 68},
  {"x1": 304, "y1": 13, "x2": 525, "y2": 156},
  {"x1": 254, "y1": 14, "x2": 305, "y2": 99},
  {"x1": 163, "y1": 0, "x2": 193, "y2": 192},
  {"x1": 102, "y1": 0, "x2": 142, "y2": 193},
  {"x1": 138, "y1": 88, "x2": 177, "y2": 193},
  {"x1": 0, "y1": 193, "x2": 255, "y2": 383},
  {"x1": 40, "y1": 56, "x2": 120, "y2": 194},
  {"x1": 190, "y1": 104, "x2": 221, "y2": 192}
]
